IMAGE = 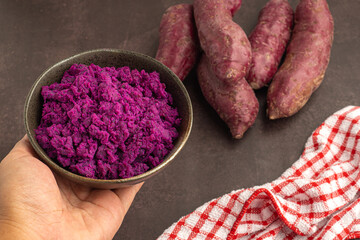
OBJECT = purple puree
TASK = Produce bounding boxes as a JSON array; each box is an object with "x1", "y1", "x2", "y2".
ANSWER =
[{"x1": 35, "y1": 63, "x2": 181, "y2": 179}]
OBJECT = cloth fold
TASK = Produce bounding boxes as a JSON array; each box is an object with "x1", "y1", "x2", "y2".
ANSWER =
[{"x1": 158, "y1": 106, "x2": 360, "y2": 240}]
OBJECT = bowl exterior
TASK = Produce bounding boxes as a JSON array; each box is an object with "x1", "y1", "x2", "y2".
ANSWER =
[{"x1": 24, "y1": 48, "x2": 193, "y2": 189}]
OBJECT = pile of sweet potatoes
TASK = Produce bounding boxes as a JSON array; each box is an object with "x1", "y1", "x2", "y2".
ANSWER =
[{"x1": 155, "y1": 0, "x2": 334, "y2": 138}]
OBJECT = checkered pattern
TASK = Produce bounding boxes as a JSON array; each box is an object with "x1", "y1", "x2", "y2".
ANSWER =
[{"x1": 158, "y1": 106, "x2": 360, "y2": 240}]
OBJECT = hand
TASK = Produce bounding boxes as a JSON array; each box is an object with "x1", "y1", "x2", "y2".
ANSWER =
[{"x1": 0, "y1": 136, "x2": 142, "y2": 240}]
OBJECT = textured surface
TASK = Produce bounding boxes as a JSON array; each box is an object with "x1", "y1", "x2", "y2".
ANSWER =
[{"x1": 0, "y1": 1, "x2": 359, "y2": 239}]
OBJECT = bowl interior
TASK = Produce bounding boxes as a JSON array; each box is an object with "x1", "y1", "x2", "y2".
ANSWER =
[{"x1": 24, "y1": 49, "x2": 193, "y2": 189}]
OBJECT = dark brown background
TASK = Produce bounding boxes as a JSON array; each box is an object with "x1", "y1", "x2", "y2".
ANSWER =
[{"x1": 0, "y1": 1, "x2": 359, "y2": 239}]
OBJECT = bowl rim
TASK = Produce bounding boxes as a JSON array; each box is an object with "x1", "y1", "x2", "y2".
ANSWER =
[{"x1": 24, "y1": 48, "x2": 193, "y2": 185}]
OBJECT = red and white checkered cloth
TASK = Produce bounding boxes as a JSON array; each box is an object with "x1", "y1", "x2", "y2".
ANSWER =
[{"x1": 158, "y1": 106, "x2": 360, "y2": 240}]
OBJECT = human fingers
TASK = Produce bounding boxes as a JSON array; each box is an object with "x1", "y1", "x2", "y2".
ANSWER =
[
  {"x1": 5, "y1": 135, "x2": 37, "y2": 160},
  {"x1": 112, "y1": 182, "x2": 144, "y2": 217}
]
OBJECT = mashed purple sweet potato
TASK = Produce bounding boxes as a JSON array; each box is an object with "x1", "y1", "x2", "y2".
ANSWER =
[{"x1": 35, "y1": 63, "x2": 181, "y2": 179}]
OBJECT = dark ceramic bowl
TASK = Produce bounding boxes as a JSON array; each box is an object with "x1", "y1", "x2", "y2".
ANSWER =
[{"x1": 24, "y1": 48, "x2": 193, "y2": 189}]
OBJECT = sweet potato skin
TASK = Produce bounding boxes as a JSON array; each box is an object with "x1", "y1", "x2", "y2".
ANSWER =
[
  {"x1": 247, "y1": 0, "x2": 293, "y2": 89},
  {"x1": 267, "y1": 0, "x2": 334, "y2": 119},
  {"x1": 194, "y1": 0, "x2": 258, "y2": 138},
  {"x1": 155, "y1": 4, "x2": 200, "y2": 81},
  {"x1": 197, "y1": 55, "x2": 259, "y2": 139},
  {"x1": 194, "y1": 0, "x2": 251, "y2": 85}
]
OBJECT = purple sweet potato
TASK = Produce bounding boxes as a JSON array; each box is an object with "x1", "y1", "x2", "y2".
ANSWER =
[
  {"x1": 193, "y1": 0, "x2": 258, "y2": 138},
  {"x1": 267, "y1": 0, "x2": 334, "y2": 119},
  {"x1": 247, "y1": 0, "x2": 294, "y2": 89},
  {"x1": 197, "y1": 55, "x2": 259, "y2": 139},
  {"x1": 194, "y1": 0, "x2": 251, "y2": 85},
  {"x1": 155, "y1": 4, "x2": 200, "y2": 81}
]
